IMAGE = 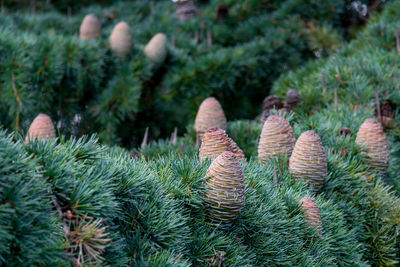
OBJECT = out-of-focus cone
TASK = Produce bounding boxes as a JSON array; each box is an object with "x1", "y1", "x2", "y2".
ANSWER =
[
  {"x1": 356, "y1": 118, "x2": 390, "y2": 176},
  {"x1": 176, "y1": 0, "x2": 197, "y2": 21},
  {"x1": 199, "y1": 127, "x2": 245, "y2": 161},
  {"x1": 289, "y1": 130, "x2": 327, "y2": 192},
  {"x1": 299, "y1": 197, "x2": 322, "y2": 236},
  {"x1": 194, "y1": 97, "x2": 227, "y2": 141},
  {"x1": 284, "y1": 89, "x2": 301, "y2": 111},
  {"x1": 258, "y1": 115, "x2": 295, "y2": 162},
  {"x1": 80, "y1": 14, "x2": 101, "y2": 40},
  {"x1": 216, "y1": 3, "x2": 228, "y2": 20},
  {"x1": 109, "y1": 21, "x2": 132, "y2": 58},
  {"x1": 26, "y1": 113, "x2": 56, "y2": 142},
  {"x1": 257, "y1": 95, "x2": 283, "y2": 123},
  {"x1": 144, "y1": 33, "x2": 168, "y2": 65},
  {"x1": 205, "y1": 151, "x2": 245, "y2": 229}
]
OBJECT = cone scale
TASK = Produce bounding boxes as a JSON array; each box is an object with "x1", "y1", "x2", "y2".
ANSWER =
[
  {"x1": 356, "y1": 118, "x2": 390, "y2": 176},
  {"x1": 205, "y1": 151, "x2": 245, "y2": 229},
  {"x1": 289, "y1": 130, "x2": 327, "y2": 192},
  {"x1": 258, "y1": 115, "x2": 295, "y2": 162}
]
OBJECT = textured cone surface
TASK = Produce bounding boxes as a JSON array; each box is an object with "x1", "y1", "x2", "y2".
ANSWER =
[
  {"x1": 262, "y1": 95, "x2": 283, "y2": 111},
  {"x1": 289, "y1": 130, "x2": 327, "y2": 192},
  {"x1": 194, "y1": 97, "x2": 227, "y2": 140},
  {"x1": 80, "y1": 14, "x2": 101, "y2": 40},
  {"x1": 258, "y1": 115, "x2": 295, "y2": 162},
  {"x1": 176, "y1": 0, "x2": 197, "y2": 20},
  {"x1": 300, "y1": 197, "x2": 323, "y2": 235},
  {"x1": 26, "y1": 113, "x2": 56, "y2": 142},
  {"x1": 356, "y1": 118, "x2": 390, "y2": 176},
  {"x1": 205, "y1": 151, "x2": 244, "y2": 229},
  {"x1": 284, "y1": 89, "x2": 301, "y2": 110},
  {"x1": 200, "y1": 128, "x2": 245, "y2": 161},
  {"x1": 109, "y1": 22, "x2": 132, "y2": 58},
  {"x1": 144, "y1": 33, "x2": 168, "y2": 65}
]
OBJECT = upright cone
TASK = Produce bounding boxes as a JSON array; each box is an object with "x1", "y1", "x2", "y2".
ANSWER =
[
  {"x1": 176, "y1": 0, "x2": 197, "y2": 20},
  {"x1": 299, "y1": 197, "x2": 322, "y2": 235},
  {"x1": 199, "y1": 127, "x2": 245, "y2": 161},
  {"x1": 289, "y1": 130, "x2": 327, "y2": 192},
  {"x1": 284, "y1": 89, "x2": 301, "y2": 111},
  {"x1": 258, "y1": 115, "x2": 295, "y2": 162},
  {"x1": 194, "y1": 97, "x2": 227, "y2": 140},
  {"x1": 144, "y1": 33, "x2": 168, "y2": 65},
  {"x1": 26, "y1": 113, "x2": 56, "y2": 142},
  {"x1": 80, "y1": 14, "x2": 101, "y2": 40},
  {"x1": 205, "y1": 151, "x2": 244, "y2": 229},
  {"x1": 109, "y1": 22, "x2": 132, "y2": 58},
  {"x1": 356, "y1": 118, "x2": 390, "y2": 176}
]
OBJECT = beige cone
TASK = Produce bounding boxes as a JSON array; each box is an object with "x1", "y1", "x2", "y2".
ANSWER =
[
  {"x1": 109, "y1": 22, "x2": 132, "y2": 58},
  {"x1": 356, "y1": 118, "x2": 390, "y2": 176},
  {"x1": 199, "y1": 127, "x2": 245, "y2": 161},
  {"x1": 80, "y1": 14, "x2": 101, "y2": 40},
  {"x1": 194, "y1": 97, "x2": 227, "y2": 140},
  {"x1": 205, "y1": 151, "x2": 245, "y2": 229},
  {"x1": 299, "y1": 197, "x2": 322, "y2": 235},
  {"x1": 258, "y1": 115, "x2": 295, "y2": 162},
  {"x1": 289, "y1": 130, "x2": 327, "y2": 192},
  {"x1": 144, "y1": 33, "x2": 168, "y2": 65},
  {"x1": 26, "y1": 113, "x2": 56, "y2": 142}
]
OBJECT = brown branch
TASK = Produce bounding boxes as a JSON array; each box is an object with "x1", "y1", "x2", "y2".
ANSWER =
[
  {"x1": 375, "y1": 87, "x2": 381, "y2": 123},
  {"x1": 50, "y1": 195, "x2": 70, "y2": 239},
  {"x1": 11, "y1": 72, "x2": 21, "y2": 131},
  {"x1": 334, "y1": 87, "x2": 338, "y2": 107},
  {"x1": 395, "y1": 29, "x2": 400, "y2": 53}
]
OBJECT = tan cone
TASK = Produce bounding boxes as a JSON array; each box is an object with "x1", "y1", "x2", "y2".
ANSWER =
[
  {"x1": 300, "y1": 197, "x2": 322, "y2": 235},
  {"x1": 109, "y1": 22, "x2": 132, "y2": 58},
  {"x1": 289, "y1": 130, "x2": 327, "y2": 192},
  {"x1": 205, "y1": 151, "x2": 245, "y2": 229},
  {"x1": 200, "y1": 127, "x2": 245, "y2": 161},
  {"x1": 258, "y1": 115, "x2": 295, "y2": 162},
  {"x1": 26, "y1": 113, "x2": 56, "y2": 142},
  {"x1": 194, "y1": 97, "x2": 227, "y2": 140},
  {"x1": 144, "y1": 33, "x2": 168, "y2": 65},
  {"x1": 80, "y1": 14, "x2": 101, "y2": 40},
  {"x1": 356, "y1": 118, "x2": 390, "y2": 176},
  {"x1": 284, "y1": 89, "x2": 301, "y2": 111}
]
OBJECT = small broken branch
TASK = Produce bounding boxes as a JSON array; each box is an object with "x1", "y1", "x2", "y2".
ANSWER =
[
  {"x1": 170, "y1": 127, "x2": 178, "y2": 144},
  {"x1": 273, "y1": 166, "x2": 278, "y2": 186},
  {"x1": 375, "y1": 87, "x2": 381, "y2": 123},
  {"x1": 207, "y1": 30, "x2": 212, "y2": 47},
  {"x1": 334, "y1": 87, "x2": 338, "y2": 107},
  {"x1": 11, "y1": 72, "x2": 21, "y2": 131},
  {"x1": 50, "y1": 195, "x2": 70, "y2": 239}
]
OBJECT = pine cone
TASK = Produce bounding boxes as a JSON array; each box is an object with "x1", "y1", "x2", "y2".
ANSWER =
[
  {"x1": 194, "y1": 97, "x2": 227, "y2": 140},
  {"x1": 299, "y1": 197, "x2": 322, "y2": 235},
  {"x1": 284, "y1": 89, "x2": 301, "y2": 111},
  {"x1": 26, "y1": 113, "x2": 56, "y2": 142},
  {"x1": 205, "y1": 151, "x2": 245, "y2": 229},
  {"x1": 109, "y1": 22, "x2": 132, "y2": 58},
  {"x1": 289, "y1": 130, "x2": 327, "y2": 192},
  {"x1": 199, "y1": 128, "x2": 245, "y2": 161},
  {"x1": 176, "y1": 0, "x2": 197, "y2": 21},
  {"x1": 216, "y1": 3, "x2": 228, "y2": 20},
  {"x1": 144, "y1": 33, "x2": 168, "y2": 65},
  {"x1": 80, "y1": 14, "x2": 101, "y2": 40},
  {"x1": 356, "y1": 118, "x2": 390, "y2": 176},
  {"x1": 262, "y1": 95, "x2": 283, "y2": 111},
  {"x1": 258, "y1": 115, "x2": 295, "y2": 162}
]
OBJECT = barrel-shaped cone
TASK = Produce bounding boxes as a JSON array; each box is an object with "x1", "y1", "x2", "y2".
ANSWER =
[
  {"x1": 109, "y1": 22, "x2": 132, "y2": 58},
  {"x1": 300, "y1": 197, "x2": 322, "y2": 235},
  {"x1": 144, "y1": 33, "x2": 168, "y2": 65},
  {"x1": 80, "y1": 14, "x2": 101, "y2": 40},
  {"x1": 26, "y1": 113, "x2": 56, "y2": 142},
  {"x1": 205, "y1": 151, "x2": 245, "y2": 229},
  {"x1": 194, "y1": 97, "x2": 227, "y2": 140},
  {"x1": 356, "y1": 118, "x2": 390, "y2": 176},
  {"x1": 258, "y1": 115, "x2": 295, "y2": 162},
  {"x1": 289, "y1": 130, "x2": 327, "y2": 192}
]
